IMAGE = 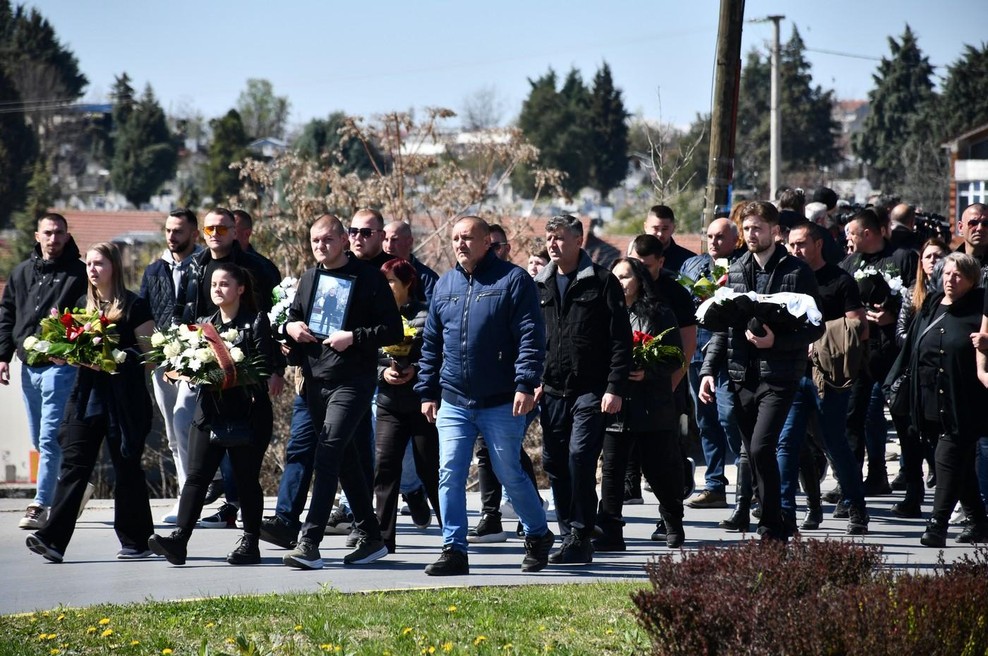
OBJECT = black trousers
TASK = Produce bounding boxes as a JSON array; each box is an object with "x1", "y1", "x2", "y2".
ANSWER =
[
  {"x1": 540, "y1": 391, "x2": 607, "y2": 535},
  {"x1": 476, "y1": 434, "x2": 538, "y2": 515},
  {"x1": 598, "y1": 428, "x2": 683, "y2": 538},
  {"x1": 177, "y1": 398, "x2": 273, "y2": 537},
  {"x1": 732, "y1": 379, "x2": 796, "y2": 537},
  {"x1": 374, "y1": 404, "x2": 442, "y2": 551},
  {"x1": 37, "y1": 412, "x2": 153, "y2": 555},
  {"x1": 930, "y1": 430, "x2": 988, "y2": 527}
]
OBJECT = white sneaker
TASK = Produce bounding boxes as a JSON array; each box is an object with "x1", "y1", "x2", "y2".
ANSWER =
[
  {"x1": 500, "y1": 500, "x2": 518, "y2": 520},
  {"x1": 544, "y1": 498, "x2": 556, "y2": 523},
  {"x1": 160, "y1": 503, "x2": 180, "y2": 525},
  {"x1": 116, "y1": 547, "x2": 154, "y2": 559},
  {"x1": 949, "y1": 505, "x2": 968, "y2": 526},
  {"x1": 19, "y1": 504, "x2": 48, "y2": 530}
]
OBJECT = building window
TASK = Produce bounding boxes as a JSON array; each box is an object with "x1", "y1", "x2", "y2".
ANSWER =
[{"x1": 958, "y1": 181, "x2": 988, "y2": 232}]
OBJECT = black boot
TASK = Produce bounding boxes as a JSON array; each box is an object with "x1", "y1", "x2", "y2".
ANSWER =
[
  {"x1": 920, "y1": 520, "x2": 948, "y2": 548},
  {"x1": 662, "y1": 510, "x2": 685, "y2": 549},
  {"x1": 148, "y1": 528, "x2": 190, "y2": 565},
  {"x1": 227, "y1": 532, "x2": 261, "y2": 565},
  {"x1": 798, "y1": 451, "x2": 823, "y2": 530},
  {"x1": 720, "y1": 461, "x2": 751, "y2": 532}
]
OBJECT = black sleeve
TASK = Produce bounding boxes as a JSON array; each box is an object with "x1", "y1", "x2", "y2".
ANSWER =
[
  {"x1": 839, "y1": 274, "x2": 863, "y2": 314},
  {"x1": 662, "y1": 276, "x2": 698, "y2": 328}
]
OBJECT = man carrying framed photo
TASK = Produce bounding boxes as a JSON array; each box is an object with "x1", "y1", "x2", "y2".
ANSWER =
[{"x1": 280, "y1": 213, "x2": 403, "y2": 570}]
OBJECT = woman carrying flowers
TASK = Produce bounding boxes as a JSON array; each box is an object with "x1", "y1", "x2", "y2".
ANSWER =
[
  {"x1": 26, "y1": 242, "x2": 156, "y2": 563},
  {"x1": 595, "y1": 257, "x2": 686, "y2": 550},
  {"x1": 374, "y1": 258, "x2": 441, "y2": 553},
  {"x1": 148, "y1": 263, "x2": 275, "y2": 565}
]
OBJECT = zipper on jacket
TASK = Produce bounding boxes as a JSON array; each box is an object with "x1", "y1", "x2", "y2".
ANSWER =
[{"x1": 460, "y1": 274, "x2": 473, "y2": 394}]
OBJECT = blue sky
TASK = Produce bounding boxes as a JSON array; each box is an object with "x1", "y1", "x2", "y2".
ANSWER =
[{"x1": 32, "y1": 0, "x2": 988, "y2": 131}]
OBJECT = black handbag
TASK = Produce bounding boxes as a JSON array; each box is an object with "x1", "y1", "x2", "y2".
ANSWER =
[
  {"x1": 884, "y1": 370, "x2": 910, "y2": 417},
  {"x1": 208, "y1": 417, "x2": 253, "y2": 448}
]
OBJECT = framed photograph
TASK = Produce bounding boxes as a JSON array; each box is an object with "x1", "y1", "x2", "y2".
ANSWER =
[{"x1": 305, "y1": 269, "x2": 356, "y2": 339}]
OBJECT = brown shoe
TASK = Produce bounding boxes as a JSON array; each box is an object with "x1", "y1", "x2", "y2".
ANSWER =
[{"x1": 686, "y1": 489, "x2": 729, "y2": 509}]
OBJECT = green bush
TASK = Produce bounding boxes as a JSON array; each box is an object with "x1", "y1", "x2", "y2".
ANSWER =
[{"x1": 632, "y1": 538, "x2": 988, "y2": 656}]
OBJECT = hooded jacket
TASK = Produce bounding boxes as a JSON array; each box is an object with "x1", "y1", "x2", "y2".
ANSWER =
[{"x1": 0, "y1": 238, "x2": 87, "y2": 364}]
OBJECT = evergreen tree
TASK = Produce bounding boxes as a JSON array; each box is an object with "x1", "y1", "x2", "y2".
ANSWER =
[
  {"x1": 853, "y1": 25, "x2": 936, "y2": 192},
  {"x1": 0, "y1": 63, "x2": 36, "y2": 228},
  {"x1": 588, "y1": 63, "x2": 630, "y2": 199},
  {"x1": 939, "y1": 43, "x2": 988, "y2": 139},
  {"x1": 206, "y1": 109, "x2": 249, "y2": 204},
  {"x1": 736, "y1": 27, "x2": 839, "y2": 192},
  {"x1": 7, "y1": 157, "x2": 54, "y2": 263},
  {"x1": 295, "y1": 112, "x2": 383, "y2": 176},
  {"x1": 110, "y1": 82, "x2": 178, "y2": 207}
]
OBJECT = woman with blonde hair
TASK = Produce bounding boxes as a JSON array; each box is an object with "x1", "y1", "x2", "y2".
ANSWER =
[{"x1": 26, "y1": 242, "x2": 156, "y2": 562}]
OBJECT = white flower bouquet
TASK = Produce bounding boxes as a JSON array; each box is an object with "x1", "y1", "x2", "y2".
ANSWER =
[
  {"x1": 144, "y1": 323, "x2": 267, "y2": 389},
  {"x1": 269, "y1": 276, "x2": 298, "y2": 332}
]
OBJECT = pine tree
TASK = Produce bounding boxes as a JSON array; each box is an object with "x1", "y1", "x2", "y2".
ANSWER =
[
  {"x1": 939, "y1": 43, "x2": 988, "y2": 139},
  {"x1": 736, "y1": 27, "x2": 839, "y2": 192},
  {"x1": 853, "y1": 25, "x2": 936, "y2": 192},
  {"x1": 206, "y1": 109, "x2": 249, "y2": 204},
  {"x1": 7, "y1": 157, "x2": 54, "y2": 262},
  {"x1": 295, "y1": 112, "x2": 383, "y2": 176},
  {"x1": 110, "y1": 82, "x2": 178, "y2": 207},
  {"x1": 588, "y1": 63, "x2": 630, "y2": 199},
  {"x1": 0, "y1": 64, "x2": 36, "y2": 228}
]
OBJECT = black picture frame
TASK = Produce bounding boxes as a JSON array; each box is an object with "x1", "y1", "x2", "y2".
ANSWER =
[{"x1": 305, "y1": 269, "x2": 356, "y2": 339}]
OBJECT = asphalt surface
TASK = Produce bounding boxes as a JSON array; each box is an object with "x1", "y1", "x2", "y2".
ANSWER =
[{"x1": 2, "y1": 477, "x2": 983, "y2": 616}]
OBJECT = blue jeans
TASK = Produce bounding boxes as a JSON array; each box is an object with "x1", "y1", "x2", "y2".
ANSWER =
[
  {"x1": 977, "y1": 437, "x2": 988, "y2": 510},
  {"x1": 778, "y1": 377, "x2": 815, "y2": 515},
  {"x1": 21, "y1": 363, "x2": 76, "y2": 507},
  {"x1": 274, "y1": 394, "x2": 317, "y2": 528},
  {"x1": 688, "y1": 361, "x2": 740, "y2": 494},
  {"x1": 399, "y1": 440, "x2": 424, "y2": 495},
  {"x1": 436, "y1": 401, "x2": 547, "y2": 552},
  {"x1": 864, "y1": 382, "x2": 889, "y2": 477}
]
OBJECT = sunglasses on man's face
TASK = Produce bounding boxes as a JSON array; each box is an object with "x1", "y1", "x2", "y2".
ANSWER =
[
  {"x1": 491, "y1": 242, "x2": 506, "y2": 251},
  {"x1": 348, "y1": 227, "x2": 381, "y2": 238},
  {"x1": 203, "y1": 225, "x2": 230, "y2": 237},
  {"x1": 967, "y1": 218, "x2": 988, "y2": 229}
]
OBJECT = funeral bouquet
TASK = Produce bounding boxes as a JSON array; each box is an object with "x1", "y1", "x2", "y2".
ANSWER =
[
  {"x1": 23, "y1": 307, "x2": 126, "y2": 372},
  {"x1": 853, "y1": 264, "x2": 903, "y2": 308},
  {"x1": 381, "y1": 316, "x2": 420, "y2": 368},
  {"x1": 632, "y1": 328, "x2": 686, "y2": 370},
  {"x1": 677, "y1": 257, "x2": 730, "y2": 301},
  {"x1": 144, "y1": 323, "x2": 267, "y2": 389},
  {"x1": 268, "y1": 276, "x2": 298, "y2": 332},
  {"x1": 695, "y1": 287, "x2": 822, "y2": 334}
]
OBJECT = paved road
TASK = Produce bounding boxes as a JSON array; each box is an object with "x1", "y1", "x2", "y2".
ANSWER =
[{"x1": 2, "y1": 481, "x2": 981, "y2": 616}]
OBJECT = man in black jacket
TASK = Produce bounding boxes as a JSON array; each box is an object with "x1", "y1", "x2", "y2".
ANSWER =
[
  {"x1": 0, "y1": 213, "x2": 87, "y2": 530},
  {"x1": 280, "y1": 214, "x2": 402, "y2": 570},
  {"x1": 138, "y1": 208, "x2": 202, "y2": 524},
  {"x1": 535, "y1": 214, "x2": 632, "y2": 564},
  {"x1": 699, "y1": 201, "x2": 824, "y2": 541}
]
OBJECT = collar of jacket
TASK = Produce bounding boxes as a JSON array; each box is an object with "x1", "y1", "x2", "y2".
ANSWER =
[
  {"x1": 195, "y1": 240, "x2": 244, "y2": 266},
  {"x1": 533, "y1": 249, "x2": 595, "y2": 285},
  {"x1": 32, "y1": 236, "x2": 81, "y2": 272},
  {"x1": 737, "y1": 242, "x2": 788, "y2": 273},
  {"x1": 455, "y1": 248, "x2": 501, "y2": 277},
  {"x1": 922, "y1": 287, "x2": 985, "y2": 318},
  {"x1": 161, "y1": 244, "x2": 203, "y2": 266}
]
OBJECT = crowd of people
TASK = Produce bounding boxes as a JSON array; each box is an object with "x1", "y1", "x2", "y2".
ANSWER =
[{"x1": 3, "y1": 192, "x2": 987, "y2": 573}]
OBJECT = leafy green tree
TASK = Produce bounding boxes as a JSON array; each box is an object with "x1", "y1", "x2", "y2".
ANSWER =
[
  {"x1": 514, "y1": 68, "x2": 593, "y2": 197},
  {"x1": 939, "y1": 43, "x2": 988, "y2": 139},
  {"x1": 110, "y1": 82, "x2": 178, "y2": 207},
  {"x1": 853, "y1": 25, "x2": 936, "y2": 192},
  {"x1": 588, "y1": 63, "x2": 630, "y2": 199},
  {"x1": 206, "y1": 109, "x2": 249, "y2": 204},
  {"x1": 294, "y1": 112, "x2": 384, "y2": 176},
  {"x1": 236, "y1": 78, "x2": 290, "y2": 140},
  {"x1": 0, "y1": 64, "x2": 36, "y2": 228},
  {"x1": 736, "y1": 27, "x2": 839, "y2": 193}
]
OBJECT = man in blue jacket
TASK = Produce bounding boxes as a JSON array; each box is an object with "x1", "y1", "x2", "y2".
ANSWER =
[{"x1": 416, "y1": 216, "x2": 553, "y2": 576}]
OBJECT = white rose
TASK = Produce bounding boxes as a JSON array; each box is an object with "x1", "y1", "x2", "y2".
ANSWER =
[
  {"x1": 714, "y1": 258, "x2": 730, "y2": 269},
  {"x1": 229, "y1": 347, "x2": 245, "y2": 363},
  {"x1": 188, "y1": 358, "x2": 202, "y2": 372},
  {"x1": 23, "y1": 336, "x2": 38, "y2": 351},
  {"x1": 195, "y1": 348, "x2": 215, "y2": 363},
  {"x1": 34, "y1": 340, "x2": 51, "y2": 354},
  {"x1": 150, "y1": 332, "x2": 167, "y2": 347},
  {"x1": 112, "y1": 349, "x2": 127, "y2": 364},
  {"x1": 163, "y1": 342, "x2": 181, "y2": 358},
  {"x1": 221, "y1": 329, "x2": 239, "y2": 342}
]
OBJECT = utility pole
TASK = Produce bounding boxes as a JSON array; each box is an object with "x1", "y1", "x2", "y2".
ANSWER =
[
  {"x1": 767, "y1": 15, "x2": 784, "y2": 197},
  {"x1": 702, "y1": 0, "x2": 745, "y2": 246}
]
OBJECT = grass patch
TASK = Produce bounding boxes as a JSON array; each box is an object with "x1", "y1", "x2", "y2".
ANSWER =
[{"x1": 1, "y1": 583, "x2": 648, "y2": 655}]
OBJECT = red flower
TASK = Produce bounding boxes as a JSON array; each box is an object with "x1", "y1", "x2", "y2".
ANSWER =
[
  {"x1": 65, "y1": 325, "x2": 84, "y2": 342},
  {"x1": 717, "y1": 274, "x2": 728, "y2": 286},
  {"x1": 632, "y1": 330, "x2": 654, "y2": 347},
  {"x1": 99, "y1": 314, "x2": 110, "y2": 327},
  {"x1": 59, "y1": 311, "x2": 74, "y2": 329}
]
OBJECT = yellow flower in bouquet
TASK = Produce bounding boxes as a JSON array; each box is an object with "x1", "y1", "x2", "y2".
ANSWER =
[
  {"x1": 23, "y1": 307, "x2": 124, "y2": 373},
  {"x1": 382, "y1": 316, "x2": 418, "y2": 358}
]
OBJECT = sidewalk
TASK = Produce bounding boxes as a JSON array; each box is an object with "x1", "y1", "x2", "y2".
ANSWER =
[{"x1": 2, "y1": 479, "x2": 981, "y2": 616}]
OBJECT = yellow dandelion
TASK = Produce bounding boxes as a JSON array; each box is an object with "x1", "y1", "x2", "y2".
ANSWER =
[
  {"x1": 320, "y1": 645, "x2": 333, "y2": 652},
  {"x1": 474, "y1": 635, "x2": 487, "y2": 646},
  {"x1": 42, "y1": 611, "x2": 51, "y2": 617},
  {"x1": 131, "y1": 640, "x2": 140, "y2": 646},
  {"x1": 98, "y1": 618, "x2": 110, "y2": 626},
  {"x1": 294, "y1": 624, "x2": 303, "y2": 631},
  {"x1": 402, "y1": 627, "x2": 414, "y2": 636},
  {"x1": 605, "y1": 628, "x2": 614, "y2": 635},
  {"x1": 162, "y1": 650, "x2": 174, "y2": 655},
  {"x1": 538, "y1": 625, "x2": 546, "y2": 631},
  {"x1": 56, "y1": 614, "x2": 66, "y2": 621},
  {"x1": 226, "y1": 637, "x2": 236, "y2": 644},
  {"x1": 335, "y1": 647, "x2": 342, "y2": 653},
  {"x1": 101, "y1": 629, "x2": 113, "y2": 638},
  {"x1": 442, "y1": 642, "x2": 453, "y2": 652},
  {"x1": 502, "y1": 644, "x2": 514, "y2": 651},
  {"x1": 49, "y1": 650, "x2": 60, "y2": 656},
  {"x1": 86, "y1": 627, "x2": 97, "y2": 635},
  {"x1": 448, "y1": 604, "x2": 457, "y2": 612},
  {"x1": 205, "y1": 622, "x2": 215, "y2": 629}
]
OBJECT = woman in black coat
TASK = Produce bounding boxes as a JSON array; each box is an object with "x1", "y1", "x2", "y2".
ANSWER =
[
  {"x1": 596, "y1": 258, "x2": 686, "y2": 549},
  {"x1": 900, "y1": 253, "x2": 988, "y2": 547}
]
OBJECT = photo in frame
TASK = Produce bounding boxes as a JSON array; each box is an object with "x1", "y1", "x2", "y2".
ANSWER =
[{"x1": 305, "y1": 269, "x2": 356, "y2": 339}]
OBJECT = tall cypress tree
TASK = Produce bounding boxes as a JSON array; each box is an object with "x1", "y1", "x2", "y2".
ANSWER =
[
  {"x1": 206, "y1": 109, "x2": 249, "y2": 204},
  {"x1": 589, "y1": 63, "x2": 630, "y2": 199},
  {"x1": 939, "y1": 43, "x2": 988, "y2": 139},
  {"x1": 853, "y1": 25, "x2": 936, "y2": 192},
  {"x1": 110, "y1": 82, "x2": 178, "y2": 207}
]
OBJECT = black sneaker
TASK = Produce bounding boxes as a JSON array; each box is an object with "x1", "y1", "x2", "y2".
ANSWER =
[
  {"x1": 425, "y1": 546, "x2": 469, "y2": 576},
  {"x1": 521, "y1": 530, "x2": 555, "y2": 572},
  {"x1": 404, "y1": 488, "x2": 432, "y2": 529},
  {"x1": 846, "y1": 503, "x2": 869, "y2": 536},
  {"x1": 650, "y1": 520, "x2": 667, "y2": 542},
  {"x1": 343, "y1": 537, "x2": 388, "y2": 565},
  {"x1": 800, "y1": 508, "x2": 823, "y2": 531},
  {"x1": 26, "y1": 533, "x2": 63, "y2": 563},
  {"x1": 547, "y1": 532, "x2": 593, "y2": 565},
  {"x1": 682, "y1": 457, "x2": 697, "y2": 499},
  {"x1": 822, "y1": 485, "x2": 843, "y2": 504},
  {"x1": 832, "y1": 500, "x2": 850, "y2": 519},
  {"x1": 955, "y1": 521, "x2": 988, "y2": 544},
  {"x1": 147, "y1": 530, "x2": 189, "y2": 565},
  {"x1": 862, "y1": 476, "x2": 891, "y2": 497},
  {"x1": 199, "y1": 503, "x2": 239, "y2": 528},
  {"x1": 592, "y1": 535, "x2": 627, "y2": 552},
  {"x1": 203, "y1": 479, "x2": 225, "y2": 505},
  {"x1": 283, "y1": 538, "x2": 323, "y2": 570},
  {"x1": 345, "y1": 527, "x2": 361, "y2": 548},
  {"x1": 623, "y1": 487, "x2": 644, "y2": 505},
  {"x1": 227, "y1": 533, "x2": 261, "y2": 565},
  {"x1": 467, "y1": 513, "x2": 507, "y2": 543},
  {"x1": 324, "y1": 507, "x2": 354, "y2": 535},
  {"x1": 259, "y1": 516, "x2": 298, "y2": 549}
]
